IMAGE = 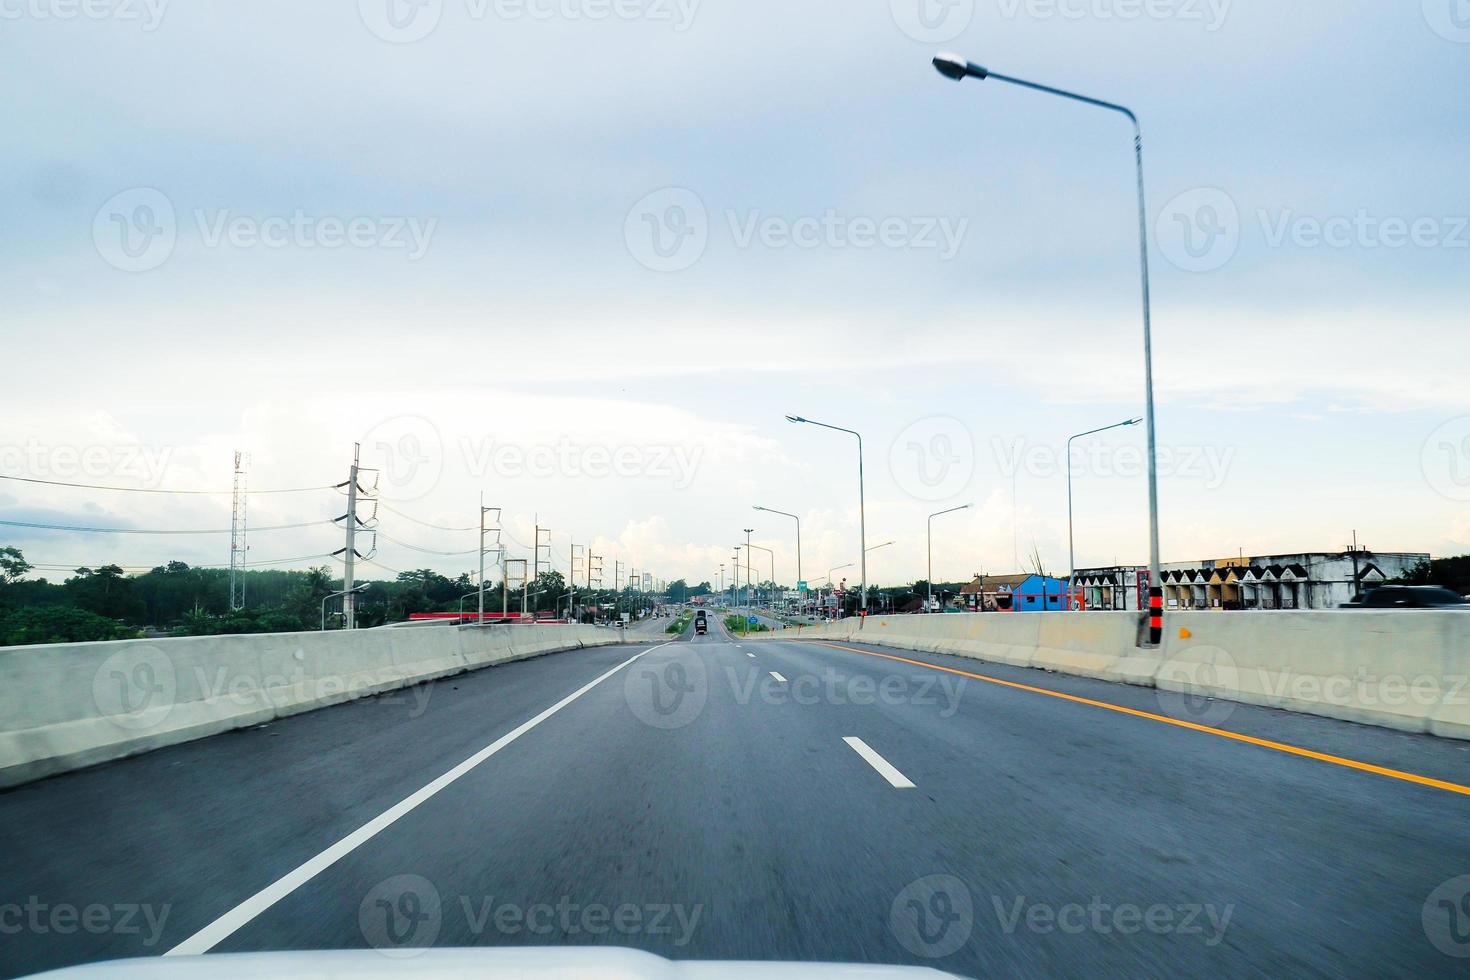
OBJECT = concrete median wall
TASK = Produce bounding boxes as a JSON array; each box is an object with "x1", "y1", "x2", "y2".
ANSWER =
[
  {"x1": 0, "y1": 625, "x2": 625, "y2": 789},
  {"x1": 785, "y1": 611, "x2": 1470, "y2": 739}
]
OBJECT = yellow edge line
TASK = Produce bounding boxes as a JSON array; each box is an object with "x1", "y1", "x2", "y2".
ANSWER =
[{"x1": 815, "y1": 640, "x2": 1470, "y2": 798}]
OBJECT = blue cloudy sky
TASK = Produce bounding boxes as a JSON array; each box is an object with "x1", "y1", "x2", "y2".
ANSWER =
[{"x1": 1, "y1": 0, "x2": 1467, "y2": 586}]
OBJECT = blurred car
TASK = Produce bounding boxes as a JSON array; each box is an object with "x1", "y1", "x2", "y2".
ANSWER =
[{"x1": 1340, "y1": 585, "x2": 1470, "y2": 609}]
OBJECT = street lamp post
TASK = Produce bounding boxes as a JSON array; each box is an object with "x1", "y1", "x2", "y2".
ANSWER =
[
  {"x1": 743, "y1": 529, "x2": 754, "y2": 628},
  {"x1": 826, "y1": 562, "x2": 854, "y2": 619},
  {"x1": 927, "y1": 504, "x2": 972, "y2": 612},
  {"x1": 743, "y1": 542, "x2": 775, "y2": 609},
  {"x1": 732, "y1": 550, "x2": 741, "y2": 613},
  {"x1": 1066, "y1": 418, "x2": 1143, "y2": 609},
  {"x1": 932, "y1": 52, "x2": 1164, "y2": 644},
  {"x1": 754, "y1": 505, "x2": 802, "y2": 607},
  {"x1": 322, "y1": 584, "x2": 368, "y2": 631},
  {"x1": 786, "y1": 415, "x2": 866, "y2": 612}
]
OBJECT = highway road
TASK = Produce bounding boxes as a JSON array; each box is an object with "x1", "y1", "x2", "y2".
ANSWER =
[{"x1": 4, "y1": 620, "x2": 1470, "y2": 976}]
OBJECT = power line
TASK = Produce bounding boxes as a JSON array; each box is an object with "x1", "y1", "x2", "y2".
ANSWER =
[
  {"x1": 376, "y1": 531, "x2": 480, "y2": 556},
  {"x1": 376, "y1": 501, "x2": 478, "y2": 531},
  {"x1": 21, "y1": 553, "x2": 336, "y2": 573},
  {"x1": 356, "y1": 555, "x2": 404, "y2": 577},
  {"x1": 0, "y1": 518, "x2": 335, "y2": 535},
  {"x1": 0, "y1": 473, "x2": 335, "y2": 495}
]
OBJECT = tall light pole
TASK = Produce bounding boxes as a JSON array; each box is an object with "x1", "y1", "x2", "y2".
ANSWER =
[
  {"x1": 932, "y1": 52, "x2": 1163, "y2": 645},
  {"x1": 786, "y1": 415, "x2": 867, "y2": 612},
  {"x1": 743, "y1": 543, "x2": 775, "y2": 608},
  {"x1": 928, "y1": 504, "x2": 973, "y2": 612},
  {"x1": 321, "y1": 584, "x2": 368, "y2": 631},
  {"x1": 1066, "y1": 418, "x2": 1143, "y2": 609},
  {"x1": 742, "y1": 529, "x2": 754, "y2": 634},
  {"x1": 863, "y1": 541, "x2": 894, "y2": 609},
  {"x1": 753, "y1": 505, "x2": 801, "y2": 604},
  {"x1": 827, "y1": 561, "x2": 855, "y2": 619}
]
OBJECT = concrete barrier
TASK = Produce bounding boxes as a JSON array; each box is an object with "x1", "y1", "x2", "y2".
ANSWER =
[
  {"x1": 1159, "y1": 611, "x2": 1470, "y2": 739},
  {"x1": 0, "y1": 625, "x2": 624, "y2": 789},
  {"x1": 783, "y1": 611, "x2": 1470, "y2": 739}
]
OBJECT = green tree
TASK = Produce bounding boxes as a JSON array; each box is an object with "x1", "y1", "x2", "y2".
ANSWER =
[
  {"x1": 0, "y1": 546, "x2": 32, "y2": 585},
  {"x1": 66, "y1": 565, "x2": 145, "y2": 623},
  {"x1": 0, "y1": 606, "x2": 138, "y2": 645}
]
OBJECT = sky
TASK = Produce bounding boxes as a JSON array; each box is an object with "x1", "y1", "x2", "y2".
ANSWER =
[{"x1": 1, "y1": 0, "x2": 1467, "y2": 590}]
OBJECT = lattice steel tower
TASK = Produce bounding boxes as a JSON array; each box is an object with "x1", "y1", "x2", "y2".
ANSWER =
[{"x1": 229, "y1": 451, "x2": 249, "y2": 610}]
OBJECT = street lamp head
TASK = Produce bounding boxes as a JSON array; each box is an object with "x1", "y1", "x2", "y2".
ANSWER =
[
  {"x1": 1126, "y1": 417, "x2": 1144, "y2": 426},
  {"x1": 933, "y1": 52, "x2": 986, "y2": 81},
  {"x1": 784, "y1": 415, "x2": 806, "y2": 424}
]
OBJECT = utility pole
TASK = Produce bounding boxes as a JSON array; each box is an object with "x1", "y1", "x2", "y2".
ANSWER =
[
  {"x1": 588, "y1": 552, "x2": 604, "y2": 619},
  {"x1": 1347, "y1": 530, "x2": 1365, "y2": 601},
  {"x1": 344, "y1": 447, "x2": 359, "y2": 629},
  {"x1": 478, "y1": 499, "x2": 501, "y2": 624},
  {"x1": 534, "y1": 517, "x2": 551, "y2": 581},
  {"x1": 333, "y1": 444, "x2": 377, "y2": 630},
  {"x1": 570, "y1": 539, "x2": 583, "y2": 620},
  {"x1": 614, "y1": 560, "x2": 624, "y2": 620},
  {"x1": 499, "y1": 546, "x2": 508, "y2": 619}
]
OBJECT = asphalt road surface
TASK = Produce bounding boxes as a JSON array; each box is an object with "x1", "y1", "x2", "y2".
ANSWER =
[{"x1": 4, "y1": 620, "x2": 1470, "y2": 977}]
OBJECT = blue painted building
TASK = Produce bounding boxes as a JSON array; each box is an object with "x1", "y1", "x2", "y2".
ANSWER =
[{"x1": 1011, "y1": 574, "x2": 1067, "y2": 612}]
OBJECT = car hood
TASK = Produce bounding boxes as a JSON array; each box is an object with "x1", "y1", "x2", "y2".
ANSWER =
[{"x1": 28, "y1": 948, "x2": 968, "y2": 979}]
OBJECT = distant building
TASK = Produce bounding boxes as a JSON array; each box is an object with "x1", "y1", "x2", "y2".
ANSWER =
[
  {"x1": 1012, "y1": 574, "x2": 1067, "y2": 612},
  {"x1": 958, "y1": 573, "x2": 1066, "y2": 612},
  {"x1": 1069, "y1": 566, "x2": 1150, "y2": 611},
  {"x1": 959, "y1": 574, "x2": 1027, "y2": 611},
  {"x1": 1074, "y1": 550, "x2": 1429, "y2": 611}
]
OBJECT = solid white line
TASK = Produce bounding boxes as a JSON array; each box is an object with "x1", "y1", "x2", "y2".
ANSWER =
[
  {"x1": 769, "y1": 671, "x2": 787, "y2": 683},
  {"x1": 166, "y1": 642, "x2": 669, "y2": 956},
  {"x1": 843, "y1": 736, "x2": 915, "y2": 789}
]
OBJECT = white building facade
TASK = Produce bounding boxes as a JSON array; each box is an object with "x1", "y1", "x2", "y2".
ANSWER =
[{"x1": 1073, "y1": 551, "x2": 1429, "y2": 612}]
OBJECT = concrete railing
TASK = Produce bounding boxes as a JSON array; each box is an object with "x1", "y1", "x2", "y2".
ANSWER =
[
  {"x1": 0, "y1": 624, "x2": 625, "y2": 789},
  {"x1": 783, "y1": 611, "x2": 1470, "y2": 740}
]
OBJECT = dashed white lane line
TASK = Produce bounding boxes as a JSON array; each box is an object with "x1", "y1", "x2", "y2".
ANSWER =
[
  {"x1": 166, "y1": 642, "x2": 672, "y2": 956},
  {"x1": 843, "y1": 736, "x2": 916, "y2": 789},
  {"x1": 746, "y1": 653, "x2": 755, "y2": 658},
  {"x1": 769, "y1": 671, "x2": 787, "y2": 683}
]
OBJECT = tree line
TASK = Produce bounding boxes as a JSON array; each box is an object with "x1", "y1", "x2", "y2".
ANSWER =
[{"x1": 0, "y1": 546, "x2": 683, "y2": 646}]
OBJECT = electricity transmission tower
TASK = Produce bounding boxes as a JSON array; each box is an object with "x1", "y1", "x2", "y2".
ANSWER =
[{"x1": 229, "y1": 451, "x2": 249, "y2": 610}]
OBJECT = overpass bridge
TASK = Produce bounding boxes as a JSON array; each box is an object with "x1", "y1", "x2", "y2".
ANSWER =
[{"x1": 2, "y1": 612, "x2": 1468, "y2": 976}]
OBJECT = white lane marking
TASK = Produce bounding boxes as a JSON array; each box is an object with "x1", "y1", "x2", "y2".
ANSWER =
[
  {"x1": 746, "y1": 653, "x2": 755, "y2": 658},
  {"x1": 166, "y1": 642, "x2": 671, "y2": 956},
  {"x1": 843, "y1": 736, "x2": 915, "y2": 789},
  {"x1": 769, "y1": 671, "x2": 787, "y2": 683}
]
